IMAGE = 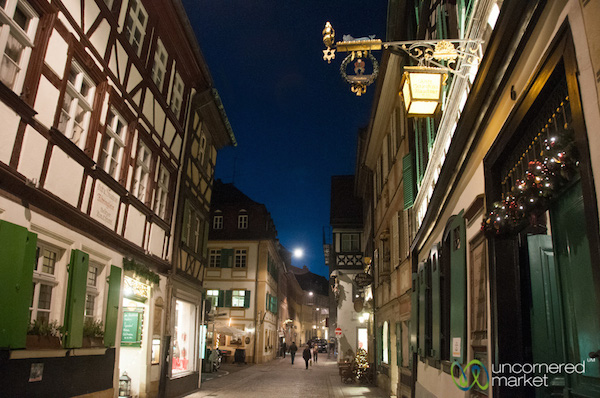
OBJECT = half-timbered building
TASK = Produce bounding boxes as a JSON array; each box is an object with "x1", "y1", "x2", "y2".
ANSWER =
[{"x1": 0, "y1": 0, "x2": 234, "y2": 397}]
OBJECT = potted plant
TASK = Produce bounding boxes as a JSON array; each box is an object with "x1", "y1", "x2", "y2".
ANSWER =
[
  {"x1": 82, "y1": 318, "x2": 104, "y2": 347},
  {"x1": 26, "y1": 320, "x2": 63, "y2": 349}
]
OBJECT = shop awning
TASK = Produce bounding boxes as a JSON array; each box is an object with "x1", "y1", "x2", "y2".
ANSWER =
[{"x1": 213, "y1": 323, "x2": 247, "y2": 337}]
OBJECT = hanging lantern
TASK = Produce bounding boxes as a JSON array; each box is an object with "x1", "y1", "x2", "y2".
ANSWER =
[
  {"x1": 118, "y1": 372, "x2": 132, "y2": 398},
  {"x1": 401, "y1": 66, "x2": 447, "y2": 116}
]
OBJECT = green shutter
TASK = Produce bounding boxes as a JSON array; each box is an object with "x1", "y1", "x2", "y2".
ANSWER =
[
  {"x1": 64, "y1": 249, "x2": 90, "y2": 348},
  {"x1": 217, "y1": 290, "x2": 225, "y2": 307},
  {"x1": 221, "y1": 249, "x2": 233, "y2": 268},
  {"x1": 203, "y1": 223, "x2": 209, "y2": 257},
  {"x1": 403, "y1": 153, "x2": 415, "y2": 210},
  {"x1": 410, "y1": 272, "x2": 418, "y2": 358},
  {"x1": 396, "y1": 322, "x2": 402, "y2": 367},
  {"x1": 244, "y1": 290, "x2": 251, "y2": 309},
  {"x1": 418, "y1": 262, "x2": 426, "y2": 357},
  {"x1": 274, "y1": 296, "x2": 278, "y2": 314},
  {"x1": 104, "y1": 265, "x2": 122, "y2": 347},
  {"x1": 224, "y1": 290, "x2": 232, "y2": 307},
  {"x1": 0, "y1": 221, "x2": 37, "y2": 349},
  {"x1": 449, "y1": 211, "x2": 466, "y2": 363},
  {"x1": 266, "y1": 293, "x2": 270, "y2": 312},
  {"x1": 377, "y1": 326, "x2": 383, "y2": 365},
  {"x1": 431, "y1": 243, "x2": 441, "y2": 360}
]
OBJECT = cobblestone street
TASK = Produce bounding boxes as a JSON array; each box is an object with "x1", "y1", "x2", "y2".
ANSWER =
[{"x1": 186, "y1": 351, "x2": 389, "y2": 398}]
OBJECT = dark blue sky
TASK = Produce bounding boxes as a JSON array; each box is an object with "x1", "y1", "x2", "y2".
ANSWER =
[{"x1": 183, "y1": 0, "x2": 388, "y2": 277}]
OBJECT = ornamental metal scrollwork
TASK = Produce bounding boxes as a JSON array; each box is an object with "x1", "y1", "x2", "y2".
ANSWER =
[{"x1": 340, "y1": 52, "x2": 379, "y2": 96}]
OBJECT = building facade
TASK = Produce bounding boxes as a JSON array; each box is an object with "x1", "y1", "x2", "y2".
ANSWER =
[
  {"x1": 327, "y1": 175, "x2": 370, "y2": 363},
  {"x1": 357, "y1": 0, "x2": 600, "y2": 397},
  {"x1": 205, "y1": 180, "x2": 286, "y2": 364},
  {"x1": 0, "y1": 0, "x2": 233, "y2": 397}
]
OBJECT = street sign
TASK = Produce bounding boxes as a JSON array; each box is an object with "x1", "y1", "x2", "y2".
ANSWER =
[{"x1": 335, "y1": 327, "x2": 342, "y2": 338}]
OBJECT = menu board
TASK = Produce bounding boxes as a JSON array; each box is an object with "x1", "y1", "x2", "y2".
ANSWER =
[{"x1": 121, "y1": 310, "x2": 143, "y2": 347}]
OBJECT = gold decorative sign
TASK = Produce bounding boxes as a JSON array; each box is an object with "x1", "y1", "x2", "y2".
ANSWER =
[{"x1": 124, "y1": 276, "x2": 150, "y2": 301}]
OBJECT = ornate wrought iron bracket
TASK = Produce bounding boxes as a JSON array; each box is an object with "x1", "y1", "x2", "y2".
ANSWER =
[{"x1": 322, "y1": 21, "x2": 483, "y2": 95}]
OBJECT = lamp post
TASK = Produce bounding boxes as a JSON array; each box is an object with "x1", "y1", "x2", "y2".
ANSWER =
[{"x1": 322, "y1": 21, "x2": 482, "y2": 112}]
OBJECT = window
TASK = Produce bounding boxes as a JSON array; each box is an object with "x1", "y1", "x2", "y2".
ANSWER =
[
  {"x1": 170, "y1": 71, "x2": 184, "y2": 117},
  {"x1": 99, "y1": 108, "x2": 127, "y2": 180},
  {"x1": 132, "y1": 140, "x2": 151, "y2": 201},
  {"x1": 85, "y1": 262, "x2": 103, "y2": 321},
  {"x1": 0, "y1": 0, "x2": 38, "y2": 93},
  {"x1": 238, "y1": 214, "x2": 248, "y2": 229},
  {"x1": 206, "y1": 289, "x2": 219, "y2": 308},
  {"x1": 341, "y1": 233, "x2": 360, "y2": 252},
  {"x1": 213, "y1": 214, "x2": 223, "y2": 230},
  {"x1": 199, "y1": 133, "x2": 207, "y2": 165},
  {"x1": 231, "y1": 290, "x2": 245, "y2": 307},
  {"x1": 182, "y1": 200, "x2": 205, "y2": 254},
  {"x1": 57, "y1": 62, "x2": 95, "y2": 148},
  {"x1": 208, "y1": 249, "x2": 220, "y2": 268},
  {"x1": 124, "y1": 0, "x2": 147, "y2": 56},
  {"x1": 154, "y1": 164, "x2": 170, "y2": 218},
  {"x1": 151, "y1": 38, "x2": 168, "y2": 89},
  {"x1": 234, "y1": 249, "x2": 247, "y2": 268},
  {"x1": 30, "y1": 244, "x2": 61, "y2": 323},
  {"x1": 172, "y1": 299, "x2": 197, "y2": 375}
]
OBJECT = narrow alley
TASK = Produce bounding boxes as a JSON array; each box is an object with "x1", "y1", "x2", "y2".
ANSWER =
[{"x1": 185, "y1": 349, "x2": 388, "y2": 398}]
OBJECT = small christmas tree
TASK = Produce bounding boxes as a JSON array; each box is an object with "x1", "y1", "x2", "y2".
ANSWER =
[{"x1": 354, "y1": 347, "x2": 369, "y2": 381}]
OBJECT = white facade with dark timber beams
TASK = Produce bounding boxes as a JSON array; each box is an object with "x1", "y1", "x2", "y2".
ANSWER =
[{"x1": 0, "y1": 0, "x2": 235, "y2": 397}]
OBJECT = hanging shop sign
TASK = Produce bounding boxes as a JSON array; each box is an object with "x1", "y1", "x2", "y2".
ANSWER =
[{"x1": 353, "y1": 272, "x2": 373, "y2": 288}]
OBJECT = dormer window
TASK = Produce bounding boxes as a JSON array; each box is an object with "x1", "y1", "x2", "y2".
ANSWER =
[
  {"x1": 238, "y1": 211, "x2": 248, "y2": 229},
  {"x1": 213, "y1": 212, "x2": 223, "y2": 229}
]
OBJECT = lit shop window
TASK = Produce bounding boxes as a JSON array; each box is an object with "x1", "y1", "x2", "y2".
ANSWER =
[{"x1": 172, "y1": 299, "x2": 197, "y2": 375}]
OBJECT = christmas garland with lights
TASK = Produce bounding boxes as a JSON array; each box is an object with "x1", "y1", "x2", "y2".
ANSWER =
[
  {"x1": 481, "y1": 131, "x2": 578, "y2": 236},
  {"x1": 353, "y1": 347, "x2": 369, "y2": 382}
]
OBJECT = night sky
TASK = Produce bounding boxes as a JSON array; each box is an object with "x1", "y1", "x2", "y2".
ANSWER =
[{"x1": 182, "y1": 0, "x2": 388, "y2": 277}]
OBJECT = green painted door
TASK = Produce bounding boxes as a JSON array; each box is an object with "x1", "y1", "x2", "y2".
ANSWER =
[
  {"x1": 549, "y1": 181, "x2": 600, "y2": 397},
  {"x1": 528, "y1": 234, "x2": 565, "y2": 397}
]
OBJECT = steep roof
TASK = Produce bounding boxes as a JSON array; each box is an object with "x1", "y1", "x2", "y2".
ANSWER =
[
  {"x1": 290, "y1": 265, "x2": 329, "y2": 296},
  {"x1": 330, "y1": 175, "x2": 363, "y2": 227}
]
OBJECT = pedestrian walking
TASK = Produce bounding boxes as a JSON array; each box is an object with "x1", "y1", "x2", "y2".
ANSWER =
[
  {"x1": 312, "y1": 344, "x2": 318, "y2": 363},
  {"x1": 281, "y1": 341, "x2": 287, "y2": 358},
  {"x1": 289, "y1": 342, "x2": 298, "y2": 364},
  {"x1": 303, "y1": 345, "x2": 312, "y2": 369}
]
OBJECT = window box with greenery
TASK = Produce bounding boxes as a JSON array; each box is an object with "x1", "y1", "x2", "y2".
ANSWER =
[
  {"x1": 26, "y1": 320, "x2": 64, "y2": 349},
  {"x1": 82, "y1": 318, "x2": 104, "y2": 348}
]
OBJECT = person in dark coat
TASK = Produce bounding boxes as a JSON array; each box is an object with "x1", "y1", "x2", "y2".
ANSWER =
[
  {"x1": 281, "y1": 341, "x2": 287, "y2": 358},
  {"x1": 302, "y1": 345, "x2": 312, "y2": 369},
  {"x1": 289, "y1": 342, "x2": 298, "y2": 364}
]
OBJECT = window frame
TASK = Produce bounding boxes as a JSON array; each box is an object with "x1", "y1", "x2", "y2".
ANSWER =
[
  {"x1": 231, "y1": 290, "x2": 245, "y2": 308},
  {"x1": 238, "y1": 213, "x2": 248, "y2": 229},
  {"x1": 131, "y1": 139, "x2": 152, "y2": 202},
  {"x1": 151, "y1": 38, "x2": 168, "y2": 90},
  {"x1": 170, "y1": 70, "x2": 184, "y2": 117},
  {"x1": 234, "y1": 249, "x2": 247, "y2": 268},
  {"x1": 341, "y1": 233, "x2": 360, "y2": 252},
  {"x1": 213, "y1": 214, "x2": 223, "y2": 230},
  {"x1": 57, "y1": 61, "x2": 95, "y2": 149},
  {"x1": 124, "y1": 0, "x2": 148, "y2": 57},
  {"x1": 208, "y1": 249, "x2": 220, "y2": 268},
  {"x1": 99, "y1": 106, "x2": 128, "y2": 180},
  {"x1": 30, "y1": 242, "x2": 63, "y2": 324},
  {"x1": 153, "y1": 163, "x2": 170, "y2": 219},
  {"x1": 0, "y1": 0, "x2": 38, "y2": 94}
]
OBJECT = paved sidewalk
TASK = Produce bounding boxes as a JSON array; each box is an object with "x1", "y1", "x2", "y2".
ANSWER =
[{"x1": 184, "y1": 351, "x2": 389, "y2": 398}]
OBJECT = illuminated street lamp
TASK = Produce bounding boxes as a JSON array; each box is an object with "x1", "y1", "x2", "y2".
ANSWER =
[
  {"x1": 401, "y1": 67, "x2": 447, "y2": 116},
  {"x1": 322, "y1": 21, "x2": 482, "y2": 115}
]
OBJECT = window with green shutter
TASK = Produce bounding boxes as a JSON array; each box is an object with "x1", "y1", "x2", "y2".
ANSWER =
[
  {"x1": 221, "y1": 249, "x2": 233, "y2": 268},
  {"x1": 64, "y1": 249, "x2": 90, "y2": 348},
  {"x1": 104, "y1": 265, "x2": 122, "y2": 347},
  {"x1": 410, "y1": 272, "x2": 419, "y2": 365},
  {"x1": 224, "y1": 290, "x2": 232, "y2": 307},
  {"x1": 449, "y1": 211, "x2": 467, "y2": 363},
  {"x1": 0, "y1": 221, "x2": 37, "y2": 349},
  {"x1": 403, "y1": 153, "x2": 415, "y2": 210},
  {"x1": 243, "y1": 290, "x2": 251, "y2": 309},
  {"x1": 396, "y1": 322, "x2": 402, "y2": 367},
  {"x1": 430, "y1": 243, "x2": 441, "y2": 360}
]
